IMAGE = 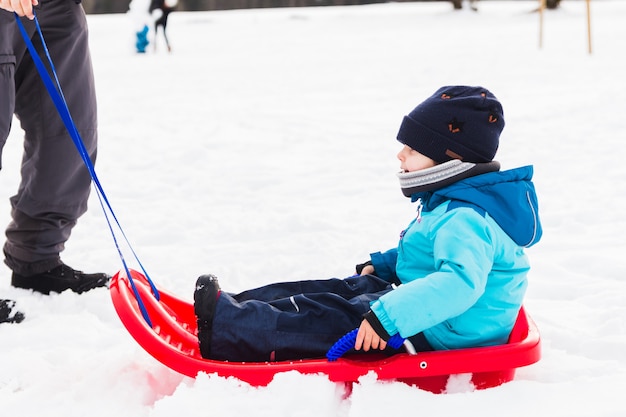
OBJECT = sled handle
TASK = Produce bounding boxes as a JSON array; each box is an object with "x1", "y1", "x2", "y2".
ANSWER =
[{"x1": 326, "y1": 328, "x2": 413, "y2": 361}]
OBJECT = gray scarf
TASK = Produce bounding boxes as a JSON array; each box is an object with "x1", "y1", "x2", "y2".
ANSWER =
[{"x1": 397, "y1": 159, "x2": 501, "y2": 197}]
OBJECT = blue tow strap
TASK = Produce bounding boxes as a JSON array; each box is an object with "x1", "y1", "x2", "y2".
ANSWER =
[{"x1": 14, "y1": 12, "x2": 159, "y2": 327}]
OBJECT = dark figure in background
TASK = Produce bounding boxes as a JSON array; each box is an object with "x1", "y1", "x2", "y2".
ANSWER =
[
  {"x1": 545, "y1": 0, "x2": 562, "y2": 9},
  {"x1": 149, "y1": 0, "x2": 177, "y2": 52},
  {"x1": 451, "y1": 0, "x2": 478, "y2": 12}
]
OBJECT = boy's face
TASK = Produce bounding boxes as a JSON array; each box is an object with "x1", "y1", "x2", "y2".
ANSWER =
[{"x1": 397, "y1": 145, "x2": 437, "y2": 173}]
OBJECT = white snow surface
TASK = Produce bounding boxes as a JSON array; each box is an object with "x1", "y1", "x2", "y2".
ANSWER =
[{"x1": 1, "y1": 1, "x2": 626, "y2": 416}]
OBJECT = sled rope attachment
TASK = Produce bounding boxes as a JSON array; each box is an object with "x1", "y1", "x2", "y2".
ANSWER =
[{"x1": 14, "y1": 12, "x2": 159, "y2": 326}]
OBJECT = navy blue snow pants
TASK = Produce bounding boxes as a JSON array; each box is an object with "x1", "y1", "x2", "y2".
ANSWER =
[{"x1": 208, "y1": 274, "x2": 432, "y2": 362}]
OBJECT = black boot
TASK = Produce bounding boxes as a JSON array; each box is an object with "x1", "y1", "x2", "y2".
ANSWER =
[
  {"x1": 11, "y1": 264, "x2": 110, "y2": 295},
  {"x1": 194, "y1": 274, "x2": 221, "y2": 359},
  {"x1": 0, "y1": 299, "x2": 25, "y2": 324}
]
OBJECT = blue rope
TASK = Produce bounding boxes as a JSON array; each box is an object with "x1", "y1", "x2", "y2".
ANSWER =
[
  {"x1": 326, "y1": 328, "x2": 406, "y2": 361},
  {"x1": 14, "y1": 12, "x2": 159, "y2": 326}
]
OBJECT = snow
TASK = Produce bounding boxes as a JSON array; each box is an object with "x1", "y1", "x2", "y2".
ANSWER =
[{"x1": 2, "y1": 1, "x2": 626, "y2": 415}]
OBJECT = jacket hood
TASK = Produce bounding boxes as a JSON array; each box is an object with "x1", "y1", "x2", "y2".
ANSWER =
[{"x1": 413, "y1": 165, "x2": 542, "y2": 247}]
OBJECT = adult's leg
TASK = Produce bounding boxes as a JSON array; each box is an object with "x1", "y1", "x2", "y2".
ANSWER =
[
  {"x1": 0, "y1": 11, "x2": 18, "y2": 167},
  {"x1": 3, "y1": 1, "x2": 98, "y2": 276}
]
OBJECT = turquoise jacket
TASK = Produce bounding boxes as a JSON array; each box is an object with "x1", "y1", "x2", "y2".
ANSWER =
[{"x1": 369, "y1": 165, "x2": 542, "y2": 350}]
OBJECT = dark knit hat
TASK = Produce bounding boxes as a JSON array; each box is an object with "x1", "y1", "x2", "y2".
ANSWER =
[{"x1": 396, "y1": 86, "x2": 504, "y2": 163}]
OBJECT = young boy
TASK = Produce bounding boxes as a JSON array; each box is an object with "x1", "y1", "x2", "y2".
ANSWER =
[{"x1": 194, "y1": 85, "x2": 542, "y2": 362}]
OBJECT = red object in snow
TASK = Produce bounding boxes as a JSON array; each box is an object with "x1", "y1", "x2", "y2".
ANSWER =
[{"x1": 110, "y1": 269, "x2": 541, "y2": 393}]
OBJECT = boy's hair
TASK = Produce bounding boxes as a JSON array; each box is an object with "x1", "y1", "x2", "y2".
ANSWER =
[{"x1": 397, "y1": 86, "x2": 504, "y2": 164}]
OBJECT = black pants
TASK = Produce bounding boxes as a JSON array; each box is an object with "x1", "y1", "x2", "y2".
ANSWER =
[{"x1": 0, "y1": 0, "x2": 97, "y2": 275}]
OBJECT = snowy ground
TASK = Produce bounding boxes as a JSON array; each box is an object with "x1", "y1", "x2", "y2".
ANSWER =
[{"x1": 1, "y1": 1, "x2": 625, "y2": 416}]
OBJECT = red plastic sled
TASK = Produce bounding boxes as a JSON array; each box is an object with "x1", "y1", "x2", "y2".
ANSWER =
[{"x1": 110, "y1": 269, "x2": 541, "y2": 393}]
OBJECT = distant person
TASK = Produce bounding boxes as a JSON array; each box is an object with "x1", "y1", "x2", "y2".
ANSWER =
[
  {"x1": 150, "y1": 0, "x2": 177, "y2": 52},
  {"x1": 1, "y1": 0, "x2": 110, "y2": 296},
  {"x1": 128, "y1": 0, "x2": 152, "y2": 53},
  {"x1": 452, "y1": 0, "x2": 478, "y2": 12},
  {"x1": 128, "y1": 0, "x2": 177, "y2": 53}
]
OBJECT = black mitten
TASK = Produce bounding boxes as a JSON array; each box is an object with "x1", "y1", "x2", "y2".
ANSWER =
[{"x1": 355, "y1": 260, "x2": 373, "y2": 275}]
